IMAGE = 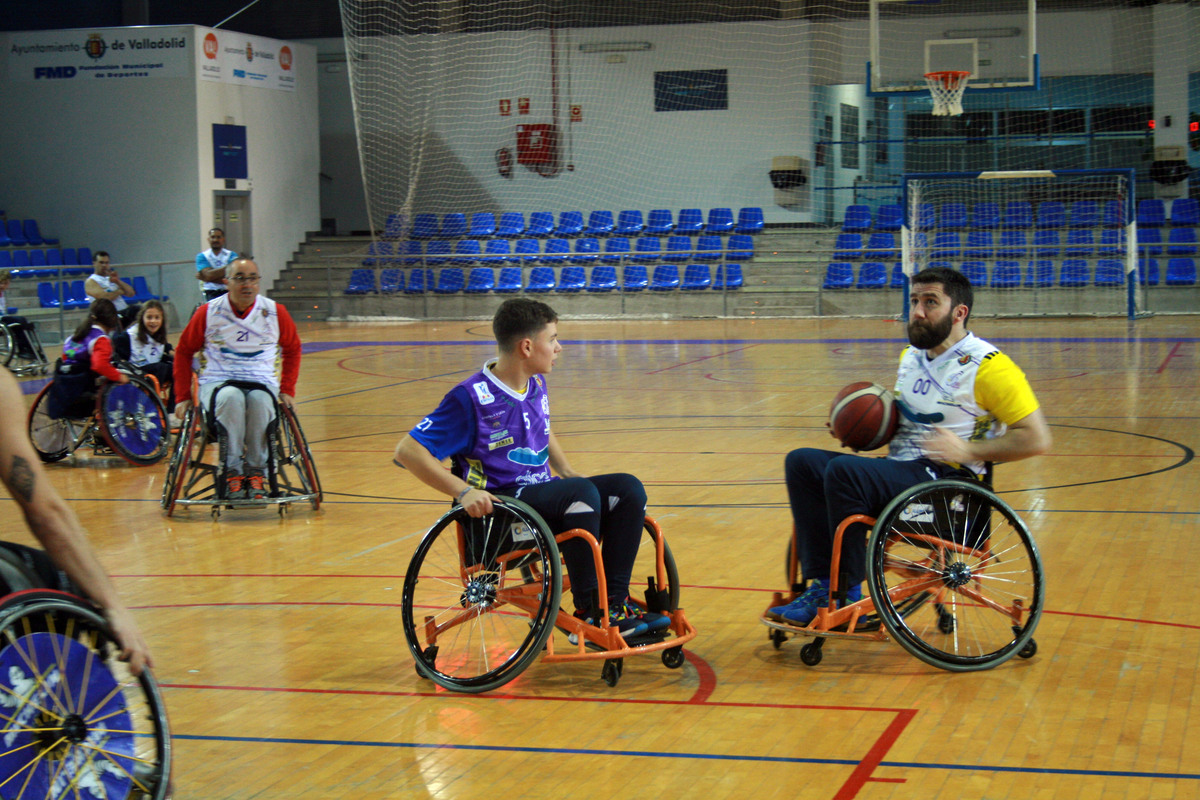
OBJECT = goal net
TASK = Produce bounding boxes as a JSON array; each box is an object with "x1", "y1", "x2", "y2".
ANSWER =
[{"x1": 902, "y1": 169, "x2": 1141, "y2": 318}]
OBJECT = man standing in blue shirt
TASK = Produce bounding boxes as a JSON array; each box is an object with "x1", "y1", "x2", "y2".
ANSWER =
[{"x1": 394, "y1": 298, "x2": 668, "y2": 639}]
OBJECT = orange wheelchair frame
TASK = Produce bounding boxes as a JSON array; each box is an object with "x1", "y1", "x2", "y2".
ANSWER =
[
  {"x1": 402, "y1": 497, "x2": 697, "y2": 692},
  {"x1": 762, "y1": 477, "x2": 1043, "y2": 671}
]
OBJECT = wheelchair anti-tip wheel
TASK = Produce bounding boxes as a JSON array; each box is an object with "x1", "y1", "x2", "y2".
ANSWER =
[
  {"x1": 26, "y1": 383, "x2": 86, "y2": 464},
  {"x1": 98, "y1": 377, "x2": 170, "y2": 466},
  {"x1": 0, "y1": 591, "x2": 172, "y2": 799},
  {"x1": 867, "y1": 479, "x2": 1044, "y2": 672},
  {"x1": 402, "y1": 497, "x2": 562, "y2": 694}
]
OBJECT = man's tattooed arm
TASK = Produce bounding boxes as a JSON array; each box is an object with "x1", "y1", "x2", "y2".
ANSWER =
[{"x1": 7, "y1": 455, "x2": 35, "y2": 503}]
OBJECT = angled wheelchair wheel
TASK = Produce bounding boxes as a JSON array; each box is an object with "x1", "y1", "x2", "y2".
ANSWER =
[
  {"x1": 402, "y1": 497, "x2": 562, "y2": 693},
  {"x1": 97, "y1": 377, "x2": 170, "y2": 466},
  {"x1": 26, "y1": 383, "x2": 85, "y2": 463},
  {"x1": 278, "y1": 404, "x2": 322, "y2": 509},
  {"x1": 0, "y1": 324, "x2": 14, "y2": 368},
  {"x1": 161, "y1": 404, "x2": 206, "y2": 515},
  {"x1": 0, "y1": 590, "x2": 172, "y2": 799},
  {"x1": 867, "y1": 479, "x2": 1044, "y2": 672}
]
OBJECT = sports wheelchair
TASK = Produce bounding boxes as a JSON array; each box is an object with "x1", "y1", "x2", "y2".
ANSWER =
[
  {"x1": 0, "y1": 550, "x2": 172, "y2": 799},
  {"x1": 160, "y1": 380, "x2": 321, "y2": 518},
  {"x1": 0, "y1": 319, "x2": 50, "y2": 376},
  {"x1": 762, "y1": 475, "x2": 1044, "y2": 672},
  {"x1": 26, "y1": 372, "x2": 170, "y2": 466},
  {"x1": 402, "y1": 497, "x2": 697, "y2": 693}
]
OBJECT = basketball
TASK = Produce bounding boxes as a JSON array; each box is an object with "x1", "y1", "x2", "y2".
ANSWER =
[{"x1": 829, "y1": 382, "x2": 899, "y2": 452}]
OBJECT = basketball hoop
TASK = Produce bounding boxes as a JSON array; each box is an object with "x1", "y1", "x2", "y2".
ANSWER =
[{"x1": 924, "y1": 71, "x2": 970, "y2": 117}]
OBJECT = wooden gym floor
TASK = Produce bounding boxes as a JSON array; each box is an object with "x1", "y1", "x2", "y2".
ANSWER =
[{"x1": 6, "y1": 312, "x2": 1200, "y2": 799}]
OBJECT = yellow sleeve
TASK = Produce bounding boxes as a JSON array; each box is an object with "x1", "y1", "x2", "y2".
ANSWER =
[{"x1": 975, "y1": 351, "x2": 1039, "y2": 425}]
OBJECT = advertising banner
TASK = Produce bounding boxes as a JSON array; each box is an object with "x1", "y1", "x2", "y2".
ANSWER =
[
  {"x1": 7, "y1": 27, "x2": 191, "y2": 83},
  {"x1": 196, "y1": 27, "x2": 296, "y2": 92}
]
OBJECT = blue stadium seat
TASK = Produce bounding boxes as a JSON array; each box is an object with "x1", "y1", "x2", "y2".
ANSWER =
[
  {"x1": 66, "y1": 281, "x2": 89, "y2": 309},
  {"x1": 464, "y1": 267, "x2": 495, "y2": 293},
  {"x1": 725, "y1": 235, "x2": 754, "y2": 262},
  {"x1": 615, "y1": 210, "x2": 644, "y2": 236},
  {"x1": 411, "y1": 213, "x2": 439, "y2": 239},
  {"x1": 380, "y1": 268, "x2": 404, "y2": 294},
  {"x1": 991, "y1": 261, "x2": 1021, "y2": 288},
  {"x1": 60, "y1": 247, "x2": 78, "y2": 266},
  {"x1": 1025, "y1": 260, "x2": 1055, "y2": 288},
  {"x1": 1037, "y1": 202, "x2": 1066, "y2": 228},
  {"x1": 131, "y1": 275, "x2": 164, "y2": 302},
  {"x1": 400, "y1": 240, "x2": 424, "y2": 265},
  {"x1": 960, "y1": 261, "x2": 988, "y2": 285},
  {"x1": 681, "y1": 264, "x2": 711, "y2": 290},
  {"x1": 1063, "y1": 229, "x2": 1095, "y2": 257},
  {"x1": 939, "y1": 203, "x2": 968, "y2": 229},
  {"x1": 11, "y1": 251, "x2": 30, "y2": 270},
  {"x1": 645, "y1": 209, "x2": 674, "y2": 235},
  {"x1": 866, "y1": 232, "x2": 897, "y2": 260},
  {"x1": 584, "y1": 210, "x2": 614, "y2": 236},
  {"x1": 1165, "y1": 258, "x2": 1197, "y2": 286},
  {"x1": 823, "y1": 262, "x2": 854, "y2": 289},
  {"x1": 450, "y1": 239, "x2": 482, "y2": 265},
  {"x1": 890, "y1": 263, "x2": 906, "y2": 289},
  {"x1": 1102, "y1": 200, "x2": 1126, "y2": 228},
  {"x1": 1059, "y1": 259, "x2": 1090, "y2": 287},
  {"x1": 662, "y1": 236, "x2": 692, "y2": 262},
  {"x1": 587, "y1": 265, "x2": 618, "y2": 292},
  {"x1": 1171, "y1": 198, "x2": 1199, "y2": 227},
  {"x1": 512, "y1": 239, "x2": 541, "y2": 264},
  {"x1": 1004, "y1": 201, "x2": 1034, "y2": 229},
  {"x1": 527, "y1": 267, "x2": 556, "y2": 293},
  {"x1": 602, "y1": 237, "x2": 631, "y2": 263},
  {"x1": 650, "y1": 264, "x2": 680, "y2": 291},
  {"x1": 363, "y1": 241, "x2": 394, "y2": 266},
  {"x1": 481, "y1": 239, "x2": 512, "y2": 264},
  {"x1": 424, "y1": 241, "x2": 452, "y2": 266},
  {"x1": 76, "y1": 247, "x2": 92, "y2": 266},
  {"x1": 971, "y1": 202, "x2": 1000, "y2": 229},
  {"x1": 1136, "y1": 199, "x2": 1165, "y2": 228},
  {"x1": 496, "y1": 212, "x2": 525, "y2": 238},
  {"x1": 440, "y1": 213, "x2": 467, "y2": 238},
  {"x1": 735, "y1": 207, "x2": 765, "y2": 234},
  {"x1": 0, "y1": 225, "x2": 8, "y2": 247},
  {"x1": 833, "y1": 232, "x2": 863, "y2": 260},
  {"x1": 557, "y1": 266, "x2": 586, "y2": 292},
  {"x1": 621, "y1": 264, "x2": 649, "y2": 292},
  {"x1": 344, "y1": 268, "x2": 376, "y2": 295},
  {"x1": 382, "y1": 213, "x2": 405, "y2": 239},
  {"x1": 29, "y1": 250, "x2": 47, "y2": 268},
  {"x1": 1137, "y1": 258, "x2": 1159, "y2": 286},
  {"x1": 1070, "y1": 201, "x2": 1100, "y2": 228},
  {"x1": 23, "y1": 219, "x2": 55, "y2": 246},
  {"x1": 434, "y1": 268, "x2": 465, "y2": 294},
  {"x1": 0, "y1": 252, "x2": 10, "y2": 271},
  {"x1": 963, "y1": 231, "x2": 994, "y2": 260},
  {"x1": 1094, "y1": 259, "x2": 1124, "y2": 286},
  {"x1": 857, "y1": 262, "x2": 887, "y2": 288},
  {"x1": 915, "y1": 203, "x2": 936, "y2": 229},
  {"x1": 842, "y1": 205, "x2": 872, "y2": 232},
  {"x1": 1138, "y1": 228, "x2": 1163, "y2": 257},
  {"x1": 468, "y1": 212, "x2": 496, "y2": 238},
  {"x1": 694, "y1": 236, "x2": 723, "y2": 261},
  {"x1": 998, "y1": 230, "x2": 1027, "y2": 258},
  {"x1": 495, "y1": 266, "x2": 523, "y2": 293},
  {"x1": 631, "y1": 237, "x2": 661, "y2": 263},
  {"x1": 37, "y1": 282, "x2": 61, "y2": 308},
  {"x1": 557, "y1": 211, "x2": 585, "y2": 237},
  {"x1": 931, "y1": 231, "x2": 961, "y2": 259},
  {"x1": 571, "y1": 238, "x2": 601, "y2": 264},
  {"x1": 874, "y1": 205, "x2": 902, "y2": 231},
  {"x1": 1166, "y1": 227, "x2": 1198, "y2": 256},
  {"x1": 405, "y1": 268, "x2": 433, "y2": 294},
  {"x1": 526, "y1": 212, "x2": 556, "y2": 237},
  {"x1": 706, "y1": 208, "x2": 734, "y2": 234},
  {"x1": 712, "y1": 263, "x2": 743, "y2": 289},
  {"x1": 1097, "y1": 229, "x2": 1125, "y2": 256},
  {"x1": 676, "y1": 208, "x2": 705, "y2": 234},
  {"x1": 5, "y1": 220, "x2": 27, "y2": 247},
  {"x1": 540, "y1": 239, "x2": 571, "y2": 265}
]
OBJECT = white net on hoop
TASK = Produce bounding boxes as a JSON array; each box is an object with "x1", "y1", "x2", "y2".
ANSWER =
[{"x1": 924, "y1": 71, "x2": 970, "y2": 117}]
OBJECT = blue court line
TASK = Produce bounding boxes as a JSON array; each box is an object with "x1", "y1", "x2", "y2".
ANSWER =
[
  {"x1": 305, "y1": 337, "x2": 1200, "y2": 347},
  {"x1": 169, "y1": 733, "x2": 1200, "y2": 781}
]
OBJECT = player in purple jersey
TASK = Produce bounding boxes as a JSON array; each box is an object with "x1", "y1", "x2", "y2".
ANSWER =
[{"x1": 394, "y1": 298, "x2": 669, "y2": 639}]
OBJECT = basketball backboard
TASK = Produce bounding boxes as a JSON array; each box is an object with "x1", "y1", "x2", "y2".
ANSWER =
[{"x1": 868, "y1": 0, "x2": 1039, "y2": 94}]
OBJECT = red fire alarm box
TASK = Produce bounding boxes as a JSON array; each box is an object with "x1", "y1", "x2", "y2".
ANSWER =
[{"x1": 516, "y1": 123, "x2": 560, "y2": 176}]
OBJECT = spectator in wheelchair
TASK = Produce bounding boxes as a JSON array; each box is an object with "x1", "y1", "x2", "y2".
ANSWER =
[
  {"x1": 0, "y1": 366, "x2": 151, "y2": 673},
  {"x1": 113, "y1": 300, "x2": 176, "y2": 416},
  {"x1": 769, "y1": 266, "x2": 1052, "y2": 626},
  {"x1": 394, "y1": 297, "x2": 670, "y2": 639},
  {"x1": 85, "y1": 250, "x2": 139, "y2": 327},
  {"x1": 173, "y1": 256, "x2": 301, "y2": 501},
  {"x1": 0, "y1": 269, "x2": 41, "y2": 362},
  {"x1": 47, "y1": 298, "x2": 129, "y2": 420}
]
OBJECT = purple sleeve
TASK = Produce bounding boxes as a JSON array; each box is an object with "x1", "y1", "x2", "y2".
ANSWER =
[{"x1": 408, "y1": 385, "x2": 475, "y2": 460}]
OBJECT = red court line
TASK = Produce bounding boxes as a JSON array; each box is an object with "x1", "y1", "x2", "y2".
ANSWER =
[
  {"x1": 835, "y1": 709, "x2": 918, "y2": 800},
  {"x1": 1156, "y1": 341, "x2": 1183, "y2": 374}
]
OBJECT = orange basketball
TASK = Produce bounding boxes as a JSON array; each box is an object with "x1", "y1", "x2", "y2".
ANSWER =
[{"x1": 829, "y1": 382, "x2": 899, "y2": 452}]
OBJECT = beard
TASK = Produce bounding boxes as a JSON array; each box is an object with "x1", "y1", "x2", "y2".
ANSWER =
[{"x1": 907, "y1": 312, "x2": 953, "y2": 350}]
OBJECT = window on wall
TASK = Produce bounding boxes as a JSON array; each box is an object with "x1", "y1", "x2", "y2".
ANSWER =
[
  {"x1": 840, "y1": 103, "x2": 859, "y2": 169},
  {"x1": 873, "y1": 96, "x2": 889, "y2": 164},
  {"x1": 816, "y1": 114, "x2": 833, "y2": 167}
]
